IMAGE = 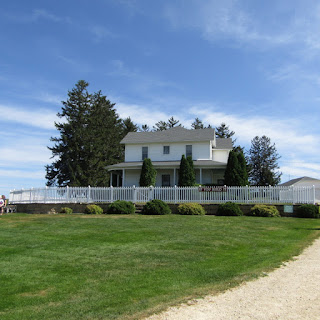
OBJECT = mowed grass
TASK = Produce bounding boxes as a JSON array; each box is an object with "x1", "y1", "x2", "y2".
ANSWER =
[{"x1": 0, "y1": 214, "x2": 319, "y2": 320}]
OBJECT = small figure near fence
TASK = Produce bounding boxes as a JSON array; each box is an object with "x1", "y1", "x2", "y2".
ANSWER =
[{"x1": 0, "y1": 195, "x2": 7, "y2": 215}]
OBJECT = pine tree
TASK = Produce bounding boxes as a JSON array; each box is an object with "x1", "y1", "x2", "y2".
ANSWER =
[
  {"x1": 248, "y1": 136, "x2": 281, "y2": 186},
  {"x1": 153, "y1": 117, "x2": 181, "y2": 131},
  {"x1": 237, "y1": 152, "x2": 249, "y2": 186},
  {"x1": 187, "y1": 156, "x2": 196, "y2": 186},
  {"x1": 45, "y1": 80, "x2": 123, "y2": 187},
  {"x1": 191, "y1": 118, "x2": 204, "y2": 129},
  {"x1": 122, "y1": 117, "x2": 139, "y2": 136},
  {"x1": 224, "y1": 151, "x2": 241, "y2": 186},
  {"x1": 139, "y1": 158, "x2": 157, "y2": 186},
  {"x1": 178, "y1": 155, "x2": 190, "y2": 186}
]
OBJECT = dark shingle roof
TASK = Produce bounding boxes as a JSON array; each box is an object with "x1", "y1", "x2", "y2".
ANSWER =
[{"x1": 121, "y1": 127, "x2": 216, "y2": 144}]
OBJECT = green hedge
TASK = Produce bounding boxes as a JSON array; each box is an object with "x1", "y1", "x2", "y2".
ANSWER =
[
  {"x1": 85, "y1": 204, "x2": 103, "y2": 215},
  {"x1": 177, "y1": 203, "x2": 206, "y2": 215},
  {"x1": 248, "y1": 204, "x2": 280, "y2": 217},
  {"x1": 60, "y1": 207, "x2": 73, "y2": 214},
  {"x1": 141, "y1": 199, "x2": 171, "y2": 215},
  {"x1": 107, "y1": 200, "x2": 135, "y2": 214},
  {"x1": 216, "y1": 202, "x2": 243, "y2": 216},
  {"x1": 296, "y1": 204, "x2": 319, "y2": 219}
]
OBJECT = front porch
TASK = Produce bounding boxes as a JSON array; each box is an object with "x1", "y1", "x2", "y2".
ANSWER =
[{"x1": 108, "y1": 161, "x2": 226, "y2": 187}]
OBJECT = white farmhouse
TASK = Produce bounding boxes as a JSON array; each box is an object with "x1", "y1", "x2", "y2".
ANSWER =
[{"x1": 107, "y1": 127, "x2": 232, "y2": 187}]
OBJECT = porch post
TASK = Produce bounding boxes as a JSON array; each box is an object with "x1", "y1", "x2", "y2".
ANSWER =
[
  {"x1": 110, "y1": 172, "x2": 113, "y2": 187},
  {"x1": 117, "y1": 173, "x2": 120, "y2": 187},
  {"x1": 122, "y1": 169, "x2": 126, "y2": 187},
  {"x1": 199, "y1": 168, "x2": 203, "y2": 185},
  {"x1": 173, "y1": 168, "x2": 176, "y2": 185}
]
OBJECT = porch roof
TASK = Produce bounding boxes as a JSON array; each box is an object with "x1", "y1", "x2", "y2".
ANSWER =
[{"x1": 107, "y1": 160, "x2": 227, "y2": 171}]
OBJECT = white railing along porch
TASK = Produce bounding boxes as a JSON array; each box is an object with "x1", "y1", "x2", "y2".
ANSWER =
[{"x1": 9, "y1": 185, "x2": 317, "y2": 205}]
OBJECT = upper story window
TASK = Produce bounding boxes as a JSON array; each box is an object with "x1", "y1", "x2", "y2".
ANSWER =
[
  {"x1": 186, "y1": 145, "x2": 192, "y2": 158},
  {"x1": 163, "y1": 146, "x2": 170, "y2": 154},
  {"x1": 142, "y1": 146, "x2": 148, "y2": 160}
]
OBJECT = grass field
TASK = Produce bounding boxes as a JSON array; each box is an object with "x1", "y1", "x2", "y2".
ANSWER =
[{"x1": 0, "y1": 213, "x2": 319, "y2": 320}]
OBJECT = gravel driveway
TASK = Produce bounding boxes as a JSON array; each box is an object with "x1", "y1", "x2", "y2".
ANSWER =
[{"x1": 146, "y1": 238, "x2": 320, "y2": 320}]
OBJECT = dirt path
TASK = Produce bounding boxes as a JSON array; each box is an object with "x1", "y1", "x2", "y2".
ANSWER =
[{"x1": 146, "y1": 238, "x2": 320, "y2": 320}]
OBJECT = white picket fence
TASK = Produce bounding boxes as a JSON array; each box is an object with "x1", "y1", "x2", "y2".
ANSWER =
[{"x1": 9, "y1": 185, "x2": 317, "y2": 204}]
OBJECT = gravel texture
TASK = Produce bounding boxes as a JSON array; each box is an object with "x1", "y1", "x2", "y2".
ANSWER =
[{"x1": 146, "y1": 238, "x2": 320, "y2": 320}]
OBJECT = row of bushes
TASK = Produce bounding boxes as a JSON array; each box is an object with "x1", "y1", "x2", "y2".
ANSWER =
[{"x1": 60, "y1": 201, "x2": 320, "y2": 218}]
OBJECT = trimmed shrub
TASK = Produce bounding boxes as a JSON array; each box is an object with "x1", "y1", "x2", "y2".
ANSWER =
[
  {"x1": 216, "y1": 202, "x2": 243, "y2": 216},
  {"x1": 296, "y1": 204, "x2": 319, "y2": 219},
  {"x1": 107, "y1": 200, "x2": 135, "y2": 214},
  {"x1": 177, "y1": 203, "x2": 206, "y2": 215},
  {"x1": 248, "y1": 204, "x2": 280, "y2": 217},
  {"x1": 85, "y1": 204, "x2": 103, "y2": 215},
  {"x1": 60, "y1": 207, "x2": 73, "y2": 214},
  {"x1": 141, "y1": 199, "x2": 171, "y2": 215}
]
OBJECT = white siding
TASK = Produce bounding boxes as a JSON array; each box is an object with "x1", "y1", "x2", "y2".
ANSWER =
[
  {"x1": 125, "y1": 141, "x2": 212, "y2": 162},
  {"x1": 124, "y1": 170, "x2": 140, "y2": 187},
  {"x1": 212, "y1": 149, "x2": 230, "y2": 163}
]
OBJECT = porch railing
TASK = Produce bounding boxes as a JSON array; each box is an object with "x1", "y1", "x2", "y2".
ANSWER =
[{"x1": 9, "y1": 185, "x2": 317, "y2": 204}]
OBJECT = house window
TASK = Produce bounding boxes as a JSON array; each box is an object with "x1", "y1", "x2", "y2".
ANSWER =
[
  {"x1": 162, "y1": 174, "x2": 171, "y2": 187},
  {"x1": 163, "y1": 146, "x2": 170, "y2": 154},
  {"x1": 186, "y1": 145, "x2": 192, "y2": 158},
  {"x1": 142, "y1": 147, "x2": 148, "y2": 160}
]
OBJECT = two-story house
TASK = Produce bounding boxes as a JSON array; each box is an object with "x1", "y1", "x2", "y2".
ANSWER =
[{"x1": 107, "y1": 127, "x2": 232, "y2": 187}]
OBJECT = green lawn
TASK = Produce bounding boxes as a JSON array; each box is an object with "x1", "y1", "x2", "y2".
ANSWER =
[{"x1": 0, "y1": 214, "x2": 319, "y2": 320}]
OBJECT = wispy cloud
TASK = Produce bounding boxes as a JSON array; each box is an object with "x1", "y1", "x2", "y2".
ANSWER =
[
  {"x1": 90, "y1": 25, "x2": 117, "y2": 42},
  {"x1": 0, "y1": 104, "x2": 57, "y2": 130},
  {"x1": 164, "y1": 0, "x2": 320, "y2": 53}
]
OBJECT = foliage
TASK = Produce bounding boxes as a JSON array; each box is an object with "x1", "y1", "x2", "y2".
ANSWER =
[
  {"x1": 141, "y1": 199, "x2": 171, "y2": 215},
  {"x1": 60, "y1": 207, "x2": 73, "y2": 214},
  {"x1": 215, "y1": 122, "x2": 235, "y2": 139},
  {"x1": 247, "y1": 136, "x2": 282, "y2": 186},
  {"x1": 140, "y1": 124, "x2": 150, "y2": 132},
  {"x1": 46, "y1": 80, "x2": 127, "y2": 187},
  {"x1": 85, "y1": 204, "x2": 103, "y2": 215},
  {"x1": 122, "y1": 117, "x2": 139, "y2": 136},
  {"x1": 296, "y1": 204, "x2": 319, "y2": 219},
  {"x1": 187, "y1": 156, "x2": 196, "y2": 186},
  {"x1": 153, "y1": 116, "x2": 181, "y2": 131},
  {"x1": 139, "y1": 158, "x2": 157, "y2": 187},
  {"x1": 177, "y1": 203, "x2": 206, "y2": 215},
  {"x1": 248, "y1": 205, "x2": 280, "y2": 217},
  {"x1": 178, "y1": 155, "x2": 195, "y2": 186},
  {"x1": 191, "y1": 117, "x2": 205, "y2": 129},
  {"x1": 224, "y1": 151, "x2": 248, "y2": 186},
  {"x1": 107, "y1": 200, "x2": 135, "y2": 214},
  {"x1": 216, "y1": 202, "x2": 243, "y2": 216}
]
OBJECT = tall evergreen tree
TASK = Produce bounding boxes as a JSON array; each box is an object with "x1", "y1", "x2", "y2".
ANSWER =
[
  {"x1": 139, "y1": 158, "x2": 157, "y2": 186},
  {"x1": 224, "y1": 151, "x2": 242, "y2": 186},
  {"x1": 237, "y1": 152, "x2": 249, "y2": 186},
  {"x1": 140, "y1": 124, "x2": 150, "y2": 132},
  {"x1": 122, "y1": 117, "x2": 139, "y2": 136},
  {"x1": 187, "y1": 156, "x2": 196, "y2": 186},
  {"x1": 45, "y1": 80, "x2": 123, "y2": 187},
  {"x1": 178, "y1": 155, "x2": 190, "y2": 186},
  {"x1": 248, "y1": 136, "x2": 282, "y2": 186},
  {"x1": 191, "y1": 117, "x2": 204, "y2": 129},
  {"x1": 153, "y1": 117, "x2": 181, "y2": 131}
]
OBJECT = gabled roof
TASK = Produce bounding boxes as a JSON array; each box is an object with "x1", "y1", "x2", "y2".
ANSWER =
[
  {"x1": 216, "y1": 138, "x2": 233, "y2": 149},
  {"x1": 279, "y1": 176, "x2": 320, "y2": 186},
  {"x1": 121, "y1": 127, "x2": 216, "y2": 144}
]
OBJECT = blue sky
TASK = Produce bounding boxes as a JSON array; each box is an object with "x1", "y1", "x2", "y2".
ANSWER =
[{"x1": 1, "y1": 0, "x2": 320, "y2": 197}]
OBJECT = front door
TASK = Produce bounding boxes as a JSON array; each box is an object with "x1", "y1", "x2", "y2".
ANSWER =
[{"x1": 162, "y1": 174, "x2": 170, "y2": 187}]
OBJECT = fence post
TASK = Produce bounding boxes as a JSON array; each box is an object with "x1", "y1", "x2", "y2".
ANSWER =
[
  {"x1": 149, "y1": 186, "x2": 154, "y2": 201},
  {"x1": 110, "y1": 186, "x2": 114, "y2": 203},
  {"x1": 133, "y1": 185, "x2": 137, "y2": 203},
  {"x1": 66, "y1": 186, "x2": 69, "y2": 203},
  {"x1": 313, "y1": 185, "x2": 316, "y2": 204},
  {"x1": 87, "y1": 185, "x2": 91, "y2": 203}
]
